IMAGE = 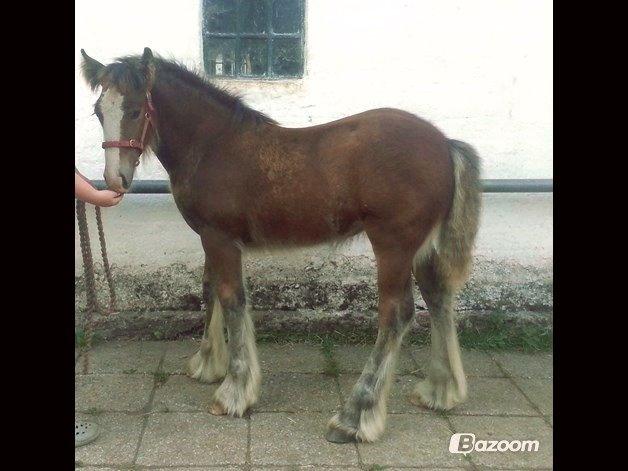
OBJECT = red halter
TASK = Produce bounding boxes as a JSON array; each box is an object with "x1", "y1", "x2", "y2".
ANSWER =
[{"x1": 101, "y1": 91, "x2": 155, "y2": 166}]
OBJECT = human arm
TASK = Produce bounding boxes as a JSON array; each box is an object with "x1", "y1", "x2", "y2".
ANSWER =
[{"x1": 75, "y1": 171, "x2": 124, "y2": 207}]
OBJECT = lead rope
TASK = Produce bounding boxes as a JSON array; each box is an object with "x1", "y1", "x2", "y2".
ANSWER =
[
  {"x1": 95, "y1": 206, "x2": 117, "y2": 313},
  {"x1": 76, "y1": 200, "x2": 117, "y2": 374}
]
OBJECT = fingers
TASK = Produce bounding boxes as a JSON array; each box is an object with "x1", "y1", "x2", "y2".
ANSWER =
[
  {"x1": 98, "y1": 190, "x2": 124, "y2": 207},
  {"x1": 109, "y1": 193, "x2": 124, "y2": 206}
]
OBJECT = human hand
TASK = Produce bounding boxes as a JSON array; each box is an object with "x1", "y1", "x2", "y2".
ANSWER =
[{"x1": 93, "y1": 190, "x2": 124, "y2": 207}]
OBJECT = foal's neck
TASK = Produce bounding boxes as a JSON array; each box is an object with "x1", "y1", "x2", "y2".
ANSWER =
[{"x1": 149, "y1": 77, "x2": 240, "y2": 176}]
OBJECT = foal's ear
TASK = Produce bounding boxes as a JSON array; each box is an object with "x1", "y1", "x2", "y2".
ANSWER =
[
  {"x1": 141, "y1": 47, "x2": 156, "y2": 90},
  {"x1": 80, "y1": 49, "x2": 105, "y2": 91}
]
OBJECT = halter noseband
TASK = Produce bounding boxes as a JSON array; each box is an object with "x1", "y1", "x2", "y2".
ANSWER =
[{"x1": 101, "y1": 90, "x2": 155, "y2": 165}]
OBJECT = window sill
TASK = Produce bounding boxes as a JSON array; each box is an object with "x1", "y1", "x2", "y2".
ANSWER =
[{"x1": 208, "y1": 75, "x2": 304, "y2": 83}]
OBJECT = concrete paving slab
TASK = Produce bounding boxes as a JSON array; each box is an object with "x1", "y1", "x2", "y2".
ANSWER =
[
  {"x1": 369, "y1": 356, "x2": 546, "y2": 418},
  {"x1": 142, "y1": 469, "x2": 241, "y2": 471},
  {"x1": 75, "y1": 340, "x2": 166, "y2": 374},
  {"x1": 145, "y1": 468, "x2": 241, "y2": 471},
  {"x1": 454, "y1": 378, "x2": 538, "y2": 416},
  {"x1": 74, "y1": 341, "x2": 552, "y2": 468},
  {"x1": 255, "y1": 373, "x2": 341, "y2": 412},
  {"x1": 258, "y1": 343, "x2": 327, "y2": 373},
  {"x1": 413, "y1": 348, "x2": 505, "y2": 378},
  {"x1": 161, "y1": 340, "x2": 201, "y2": 373},
  {"x1": 154, "y1": 469, "x2": 241, "y2": 471},
  {"x1": 492, "y1": 352, "x2": 553, "y2": 378},
  {"x1": 135, "y1": 412, "x2": 248, "y2": 466},
  {"x1": 250, "y1": 412, "x2": 360, "y2": 466},
  {"x1": 152, "y1": 374, "x2": 218, "y2": 412},
  {"x1": 334, "y1": 344, "x2": 417, "y2": 375},
  {"x1": 338, "y1": 374, "x2": 431, "y2": 415},
  {"x1": 512, "y1": 378, "x2": 553, "y2": 415},
  {"x1": 251, "y1": 468, "x2": 362, "y2": 470},
  {"x1": 369, "y1": 469, "x2": 470, "y2": 471},
  {"x1": 74, "y1": 412, "x2": 143, "y2": 467},
  {"x1": 372, "y1": 468, "x2": 470, "y2": 471},
  {"x1": 358, "y1": 414, "x2": 466, "y2": 468},
  {"x1": 448, "y1": 416, "x2": 553, "y2": 469},
  {"x1": 75, "y1": 374, "x2": 154, "y2": 412}
]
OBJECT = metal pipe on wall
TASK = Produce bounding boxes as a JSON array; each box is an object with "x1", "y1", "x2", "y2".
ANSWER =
[{"x1": 91, "y1": 179, "x2": 553, "y2": 194}]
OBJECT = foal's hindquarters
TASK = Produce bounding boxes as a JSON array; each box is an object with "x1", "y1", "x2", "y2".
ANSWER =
[
  {"x1": 325, "y1": 140, "x2": 481, "y2": 443},
  {"x1": 186, "y1": 139, "x2": 481, "y2": 442}
]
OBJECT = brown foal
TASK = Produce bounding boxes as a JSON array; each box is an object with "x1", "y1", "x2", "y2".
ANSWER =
[{"x1": 81, "y1": 48, "x2": 482, "y2": 443}]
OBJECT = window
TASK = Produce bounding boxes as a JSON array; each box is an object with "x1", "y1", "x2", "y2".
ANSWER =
[{"x1": 202, "y1": 0, "x2": 305, "y2": 79}]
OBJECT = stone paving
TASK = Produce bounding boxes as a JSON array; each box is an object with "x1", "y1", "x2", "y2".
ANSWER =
[{"x1": 76, "y1": 341, "x2": 553, "y2": 470}]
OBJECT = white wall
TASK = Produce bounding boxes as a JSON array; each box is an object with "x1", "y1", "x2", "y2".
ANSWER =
[{"x1": 75, "y1": 0, "x2": 552, "y2": 180}]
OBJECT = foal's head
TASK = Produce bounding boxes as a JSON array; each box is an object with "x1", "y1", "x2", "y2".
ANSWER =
[{"x1": 81, "y1": 47, "x2": 156, "y2": 193}]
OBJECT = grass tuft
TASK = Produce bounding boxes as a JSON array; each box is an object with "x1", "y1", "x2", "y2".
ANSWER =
[
  {"x1": 75, "y1": 330, "x2": 87, "y2": 348},
  {"x1": 75, "y1": 329, "x2": 104, "y2": 349},
  {"x1": 153, "y1": 371, "x2": 169, "y2": 387},
  {"x1": 84, "y1": 406, "x2": 104, "y2": 416},
  {"x1": 256, "y1": 312, "x2": 552, "y2": 353},
  {"x1": 320, "y1": 337, "x2": 340, "y2": 377},
  {"x1": 457, "y1": 312, "x2": 552, "y2": 352}
]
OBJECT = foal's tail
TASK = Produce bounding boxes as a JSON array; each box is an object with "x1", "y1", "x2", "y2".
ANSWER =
[{"x1": 414, "y1": 139, "x2": 482, "y2": 288}]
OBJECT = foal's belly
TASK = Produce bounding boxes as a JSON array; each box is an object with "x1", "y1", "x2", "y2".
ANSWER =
[
  {"x1": 171, "y1": 187, "x2": 363, "y2": 247},
  {"x1": 243, "y1": 205, "x2": 364, "y2": 248}
]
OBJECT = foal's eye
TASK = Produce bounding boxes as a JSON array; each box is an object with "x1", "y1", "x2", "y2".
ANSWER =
[{"x1": 128, "y1": 110, "x2": 141, "y2": 120}]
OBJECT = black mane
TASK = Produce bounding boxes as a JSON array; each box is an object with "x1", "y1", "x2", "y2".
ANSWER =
[{"x1": 102, "y1": 54, "x2": 277, "y2": 127}]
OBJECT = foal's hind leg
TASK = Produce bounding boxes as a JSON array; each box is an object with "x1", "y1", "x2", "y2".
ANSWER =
[
  {"x1": 201, "y1": 233, "x2": 260, "y2": 417},
  {"x1": 326, "y1": 249, "x2": 415, "y2": 443},
  {"x1": 187, "y1": 258, "x2": 228, "y2": 383},
  {"x1": 410, "y1": 254, "x2": 467, "y2": 410}
]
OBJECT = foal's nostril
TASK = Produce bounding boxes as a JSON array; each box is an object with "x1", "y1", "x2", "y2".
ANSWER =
[{"x1": 120, "y1": 174, "x2": 129, "y2": 189}]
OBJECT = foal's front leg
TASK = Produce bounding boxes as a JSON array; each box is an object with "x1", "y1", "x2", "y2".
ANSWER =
[
  {"x1": 203, "y1": 235, "x2": 261, "y2": 417},
  {"x1": 187, "y1": 258, "x2": 228, "y2": 383}
]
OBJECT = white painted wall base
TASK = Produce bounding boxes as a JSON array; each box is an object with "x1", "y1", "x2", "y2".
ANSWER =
[
  {"x1": 75, "y1": 193, "x2": 552, "y2": 274},
  {"x1": 74, "y1": 193, "x2": 552, "y2": 314}
]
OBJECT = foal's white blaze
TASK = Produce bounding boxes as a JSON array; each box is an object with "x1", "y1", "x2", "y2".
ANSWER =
[{"x1": 100, "y1": 87, "x2": 125, "y2": 187}]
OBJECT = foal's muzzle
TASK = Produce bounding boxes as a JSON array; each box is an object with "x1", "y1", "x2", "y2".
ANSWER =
[{"x1": 104, "y1": 172, "x2": 128, "y2": 194}]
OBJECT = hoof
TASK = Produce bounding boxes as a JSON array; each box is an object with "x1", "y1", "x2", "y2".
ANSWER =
[
  {"x1": 408, "y1": 392, "x2": 426, "y2": 408},
  {"x1": 208, "y1": 401, "x2": 228, "y2": 416},
  {"x1": 209, "y1": 373, "x2": 259, "y2": 418},
  {"x1": 409, "y1": 378, "x2": 466, "y2": 411},
  {"x1": 325, "y1": 413, "x2": 359, "y2": 443},
  {"x1": 325, "y1": 425, "x2": 357, "y2": 444}
]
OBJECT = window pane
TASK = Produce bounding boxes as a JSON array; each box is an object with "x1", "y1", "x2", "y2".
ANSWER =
[
  {"x1": 272, "y1": 0, "x2": 301, "y2": 33},
  {"x1": 271, "y1": 37, "x2": 302, "y2": 76},
  {"x1": 203, "y1": 0, "x2": 237, "y2": 34},
  {"x1": 239, "y1": 0, "x2": 268, "y2": 34},
  {"x1": 239, "y1": 38, "x2": 268, "y2": 76},
  {"x1": 204, "y1": 38, "x2": 237, "y2": 76}
]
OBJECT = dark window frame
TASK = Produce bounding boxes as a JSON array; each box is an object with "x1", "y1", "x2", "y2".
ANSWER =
[{"x1": 202, "y1": 0, "x2": 306, "y2": 79}]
